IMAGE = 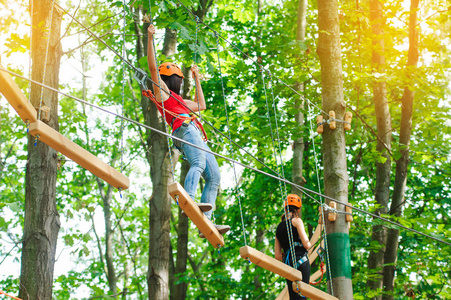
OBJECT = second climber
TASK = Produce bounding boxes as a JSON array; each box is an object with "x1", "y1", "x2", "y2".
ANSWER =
[{"x1": 275, "y1": 194, "x2": 311, "y2": 299}]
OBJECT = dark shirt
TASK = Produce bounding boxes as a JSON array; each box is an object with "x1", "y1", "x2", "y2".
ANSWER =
[{"x1": 276, "y1": 218, "x2": 308, "y2": 257}]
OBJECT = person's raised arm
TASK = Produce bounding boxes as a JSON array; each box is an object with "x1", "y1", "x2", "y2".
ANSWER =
[
  {"x1": 292, "y1": 218, "x2": 311, "y2": 250},
  {"x1": 147, "y1": 24, "x2": 169, "y2": 103},
  {"x1": 183, "y1": 65, "x2": 207, "y2": 112}
]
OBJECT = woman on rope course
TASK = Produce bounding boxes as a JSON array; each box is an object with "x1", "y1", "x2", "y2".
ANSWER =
[
  {"x1": 147, "y1": 24, "x2": 230, "y2": 237},
  {"x1": 275, "y1": 194, "x2": 311, "y2": 299}
]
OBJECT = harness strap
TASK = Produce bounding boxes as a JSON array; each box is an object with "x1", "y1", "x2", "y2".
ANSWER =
[
  {"x1": 284, "y1": 241, "x2": 308, "y2": 268},
  {"x1": 142, "y1": 90, "x2": 208, "y2": 141}
]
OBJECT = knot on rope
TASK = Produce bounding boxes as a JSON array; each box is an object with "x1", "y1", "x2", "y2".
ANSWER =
[
  {"x1": 310, "y1": 261, "x2": 326, "y2": 286},
  {"x1": 142, "y1": 89, "x2": 155, "y2": 101}
]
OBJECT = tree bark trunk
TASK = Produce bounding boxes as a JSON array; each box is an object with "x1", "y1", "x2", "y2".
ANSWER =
[
  {"x1": 382, "y1": 1, "x2": 419, "y2": 298},
  {"x1": 170, "y1": 63, "x2": 195, "y2": 299},
  {"x1": 101, "y1": 183, "x2": 118, "y2": 295},
  {"x1": 317, "y1": 0, "x2": 353, "y2": 299},
  {"x1": 291, "y1": 0, "x2": 307, "y2": 196},
  {"x1": 367, "y1": 1, "x2": 391, "y2": 298},
  {"x1": 134, "y1": 12, "x2": 179, "y2": 300},
  {"x1": 19, "y1": 1, "x2": 62, "y2": 299},
  {"x1": 170, "y1": 161, "x2": 190, "y2": 300}
]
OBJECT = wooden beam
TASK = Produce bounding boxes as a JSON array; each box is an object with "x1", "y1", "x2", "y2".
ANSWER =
[
  {"x1": 0, "y1": 64, "x2": 37, "y2": 123},
  {"x1": 291, "y1": 281, "x2": 338, "y2": 300},
  {"x1": 168, "y1": 182, "x2": 224, "y2": 248},
  {"x1": 29, "y1": 120, "x2": 129, "y2": 190},
  {"x1": 309, "y1": 224, "x2": 322, "y2": 256},
  {"x1": 309, "y1": 239, "x2": 325, "y2": 264},
  {"x1": 239, "y1": 246, "x2": 336, "y2": 300},
  {"x1": 275, "y1": 286, "x2": 289, "y2": 300},
  {"x1": 239, "y1": 246, "x2": 303, "y2": 282}
]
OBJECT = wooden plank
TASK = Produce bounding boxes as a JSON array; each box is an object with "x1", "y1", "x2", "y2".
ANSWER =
[
  {"x1": 239, "y1": 246, "x2": 303, "y2": 282},
  {"x1": 29, "y1": 120, "x2": 129, "y2": 190},
  {"x1": 0, "y1": 64, "x2": 37, "y2": 123},
  {"x1": 309, "y1": 239, "x2": 325, "y2": 264},
  {"x1": 275, "y1": 286, "x2": 289, "y2": 300},
  {"x1": 291, "y1": 281, "x2": 338, "y2": 300},
  {"x1": 309, "y1": 224, "x2": 322, "y2": 256},
  {"x1": 168, "y1": 182, "x2": 224, "y2": 248}
]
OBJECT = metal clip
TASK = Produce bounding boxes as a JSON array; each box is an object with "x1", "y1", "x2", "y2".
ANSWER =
[
  {"x1": 316, "y1": 245, "x2": 325, "y2": 260},
  {"x1": 133, "y1": 68, "x2": 149, "y2": 91}
]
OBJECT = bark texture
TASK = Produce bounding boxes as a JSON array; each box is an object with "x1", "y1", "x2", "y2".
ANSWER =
[
  {"x1": 291, "y1": 0, "x2": 307, "y2": 196},
  {"x1": 317, "y1": 0, "x2": 353, "y2": 299},
  {"x1": 382, "y1": 1, "x2": 419, "y2": 298},
  {"x1": 367, "y1": 1, "x2": 392, "y2": 297},
  {"x1": 170, "y1": 67, "x2": 193, "y2": 299},
  {"x1": 19, "y1": 1, "x2": 62, "y2": 299}
]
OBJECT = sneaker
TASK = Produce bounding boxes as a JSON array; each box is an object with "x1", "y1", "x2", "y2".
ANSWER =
[
  {"x1": 181, "y1": 203, "x2": 213, "y2": 218},
  {"x1": 199, "y1": 224, "x2": 231, "y2": 239}
]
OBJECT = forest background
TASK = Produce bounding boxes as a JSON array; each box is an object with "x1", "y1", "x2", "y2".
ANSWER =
[{"x1": 0, "y1": 0, "x2": 450, "y2": 299}]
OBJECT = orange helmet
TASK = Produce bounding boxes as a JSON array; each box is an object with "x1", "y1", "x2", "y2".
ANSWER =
[
  {"x1": 159, "y1": 62, "x2": 184, "y2": 78},
  {"x1": 285, "y1": 194, "x2": 302, "y2": 208}
]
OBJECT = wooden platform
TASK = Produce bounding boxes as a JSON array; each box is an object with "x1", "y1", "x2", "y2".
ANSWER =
[
  {"x1": 168, "y1": 182, "x2": 224, "y2": 248},
  {"x1": 29, "y1": 120, "x2": 130, "y2": 190},
  {"x1": 239, "y1": 246, "x2": 303, "y2": 282},
  {"x1": 0, "y1": 64, "x2": 37, "y2": 123},
  {"x1": 240, "y1": 246, "x2": 337, "y2": 300},
  {"x1": 291, "y1": 281, "x2": 338, "y2": 300}
]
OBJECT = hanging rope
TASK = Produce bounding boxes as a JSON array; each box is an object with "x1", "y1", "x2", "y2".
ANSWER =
[
  {"x1": 259, "y1": 68, "x2": 297, "y2": 268},
  {"x1": 214, "y1": 32, "x2": 247, "y2": 245},
  {"x1": 310, "y1": 261, "x2": 325, "y2": 285}
]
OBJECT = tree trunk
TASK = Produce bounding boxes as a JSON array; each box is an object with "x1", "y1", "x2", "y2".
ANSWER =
[
  {"x1": 171, "y1": 160, "x2": 191, "y2": 300},
  {"x1": 19, "y1": 1, "x2": 62, "y2": 299},
  {"x1": 169, "y1": 63, "x2": 196, "y2": 299},
  {"x1": 101, "y1": 183, "x2": 118, "y2": 295},
  {"x1": 382, "y1": 1, "x2": 419, "y2": 298},
  {"x1": 291, "y1": 0, "x2": 307, "y2": 196},
  {"x1": 317, "y1": 0, "x2": 353, "y2": 299},
  {"x1": 367, "y1": 1, "x2": 391, "y2": 298},
  {"x1": 134, "y1": 12, "x2": 179, "y2": 299}
]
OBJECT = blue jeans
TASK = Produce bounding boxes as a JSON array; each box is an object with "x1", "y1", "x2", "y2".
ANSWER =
[{"x1": 173, "y1": 123, "x2": 220, "y2": 220}]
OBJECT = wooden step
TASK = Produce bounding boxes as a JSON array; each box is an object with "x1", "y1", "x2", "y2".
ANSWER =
[{"x1": 29, "y1": 120, "x2": 129, "y2": 190}]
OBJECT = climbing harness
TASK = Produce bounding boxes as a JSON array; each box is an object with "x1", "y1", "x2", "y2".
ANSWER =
[
  {"x1": 283, "y1": 241, "x2": 309, "y2": 269},
  {"x1": 140, "y1": 89, "x2": 208, "y2": 143}
]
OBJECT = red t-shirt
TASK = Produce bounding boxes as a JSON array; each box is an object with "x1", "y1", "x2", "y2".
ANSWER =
[{"x1": 156, "y1": 91, "x2": 191, "y2": 132}]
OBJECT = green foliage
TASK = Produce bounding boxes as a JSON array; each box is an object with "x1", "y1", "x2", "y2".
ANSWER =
[{"x1": 1, "y1": 0, "x2": 451, "y2": 299}]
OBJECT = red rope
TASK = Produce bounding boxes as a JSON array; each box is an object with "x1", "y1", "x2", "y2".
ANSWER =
[
  {"x1": 0, "y1": 291, "x2": 23, "y2": 300},
  {"x1": 310, "y1": 261, "x2": 325, "y2": 286}
]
